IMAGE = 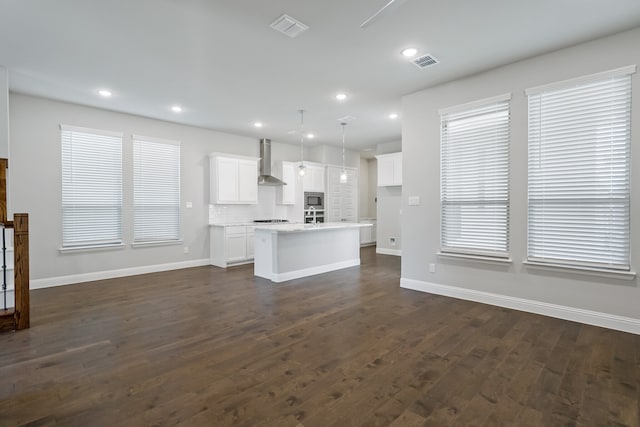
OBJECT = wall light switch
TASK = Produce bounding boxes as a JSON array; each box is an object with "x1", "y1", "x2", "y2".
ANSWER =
[
  {"x1": 186, "y1": 201, "x2": 193, "y2": 208},
  {"x1": 408, "y1": 196, "x2": 420, "y2": 206},
  {"x1": 429, "y1": 263, "x2": 436, "y2": 273}
]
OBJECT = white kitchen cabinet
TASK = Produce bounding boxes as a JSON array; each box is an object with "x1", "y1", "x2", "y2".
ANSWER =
[
  {"x1": 376, "y1": 152, "x2": 402, "y2": 186},
  {"x1": 276, "y1": 161, "x2": 297, "y2": 205},
  {"x1": 209, "y1": 153, "x2": 259, "y2": 204},
  {"x1": 302, "y1": 163, "x2": 325, "y2": 193},
  {"x1": 246, "y1": 227, "x2": 255, "y2": 259},
  {"x1": 326, "y1": 166, "x2": 358, "y2": 223},
  {"x1": 226, "y1": 233, "x2": 247, "y2": 263},
  {"x1": 210, "y1": 225, "x2": 255, "y2": 267},
  {"x1": 359, "y1": 219, "x2": 376, "y2": 245},
  {"x1": 237, "y1": 159, "x2": 258, "y2": 202}
]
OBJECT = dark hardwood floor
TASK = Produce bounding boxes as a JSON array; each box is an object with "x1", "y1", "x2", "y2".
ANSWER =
[{"x1": 1, "y1": 247, "x2": 638, "y2": 426}]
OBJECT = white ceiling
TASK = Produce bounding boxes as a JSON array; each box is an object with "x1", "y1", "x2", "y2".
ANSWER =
[{"x1": 1, "y1": 0, "x2": 640, "y2": 150}]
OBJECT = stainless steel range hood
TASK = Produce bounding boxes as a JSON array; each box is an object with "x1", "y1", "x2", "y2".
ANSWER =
[{"x1": 258, "y1": 139, "x2": 287, "y2": 186}]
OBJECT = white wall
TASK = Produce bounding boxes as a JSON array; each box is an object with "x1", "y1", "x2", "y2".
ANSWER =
[
  {"x1": 0, "y1": 66, "x2": 8, "y2": 159},
  {"x1": 401, "y1": 27, "x2": 640, "y2": 321},
  {"x1": 376, "y1": 140, "x2": 401, "y2": 155},
  {"x1": 8, "y1": 94, "x2": 300, "y2": 281},
  {"x1": 368, "y1": 159, "x2": 377, "y2": 218},
  {"x1": 376, "y1": 140, "x2": 402, "y2": 254},
  {"x1": 307, "y1": 144, "x2": 359, "y2": 169},
  {"x1": 358, "y1": 157, "x2": 369, "y2": 218},
  {"x1": 0, "y1": 65, "x2": 9, "y2": 217}
]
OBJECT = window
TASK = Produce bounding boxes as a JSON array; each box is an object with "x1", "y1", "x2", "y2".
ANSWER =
[
  {"x1": 61, "y1": 125, "x2": 123, "y2": 248},
  {"x1": 527, "y1": 66, "x2": 634, "y2": 271},
  {"x1": 133, "y1": 135, "x2": 181, "y2": 243},
  {"x1": 440, "y1": 94, "x2": 511, "y2": 258}
]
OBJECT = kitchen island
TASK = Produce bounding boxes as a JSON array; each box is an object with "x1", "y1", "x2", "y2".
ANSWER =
[{"x1": 253, "y1": 222, "x2": 372, "y2": 283}]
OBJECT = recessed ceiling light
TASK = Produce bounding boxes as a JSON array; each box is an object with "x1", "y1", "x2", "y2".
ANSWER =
[
  {"x1": 389, "y1": 113, "x2": 399, "y2": 119},
  {"x1": 307, "y1": 133, "x2": 315, "y2": 139},
  {"x1": 98, "y1": 89, "x2": 112, "y2": 97},
  {"x1": 171, "y1": 105, "x2": 182, "y2": 113},
  {"x1": 254, "y1": 122, "x2": 263, "y2": 128},
  {"x1": 335, "y1": 93, "x2": 348, "y2": 101},
  {"x1": 402, "y1": 48, "x2": 418, "y2": 57}
]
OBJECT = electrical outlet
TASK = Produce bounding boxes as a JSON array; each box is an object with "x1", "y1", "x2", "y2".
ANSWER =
[
  {"x1": 408, "y1": 196, "x2": 420, "y2": 206},
  {"x1": 429, "y1": 263, "x2": 436, "y2": 273},
  {"x1": 186, "y1": 201, "x2": 193, "y2": 208},
  {"x1": 183, "y1": 246, "x2": 189, "y2": 254},
  {"x1": 390, "y1": 237, "x2": 396, "y2": 246}
]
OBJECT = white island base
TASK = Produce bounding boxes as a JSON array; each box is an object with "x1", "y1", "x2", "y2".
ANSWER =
[{"x1": 253, "y1": 223, "x2": 370, "y2": 283}]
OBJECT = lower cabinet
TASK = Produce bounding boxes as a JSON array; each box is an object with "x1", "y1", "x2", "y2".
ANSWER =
[
  {"x1": 246, "y1": 227, "x2": 255, "y2": 259},
  {"x1": 359, "y1": 219, "x2": 376, "y2": 246},
  {"x1": 210, "y1": 225, "x2": 255, "y2": 267}
]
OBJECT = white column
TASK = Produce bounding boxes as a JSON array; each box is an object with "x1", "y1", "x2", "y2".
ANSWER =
[
  {"x1": 0, "y1": 65, "x2": 8, "y2": 160},
  {"x1": 0, "y1": 65, "x2": 12, "y2": 226}
]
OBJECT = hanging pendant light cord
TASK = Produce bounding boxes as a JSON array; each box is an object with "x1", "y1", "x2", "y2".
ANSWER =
[
  {"x1": 299, "y1": 109, "x2": 305, "y2": 166},
  {"x1": 341, "y1": 122, "x2": 346, "y2": 171}
]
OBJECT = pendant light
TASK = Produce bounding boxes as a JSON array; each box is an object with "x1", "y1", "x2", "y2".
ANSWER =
[
  {"x1": 298, "y1": 109, "x2": 306, "y2": 177},
  {"x1": 340, "y1": 122, "x2": 348, "y2": 183}
]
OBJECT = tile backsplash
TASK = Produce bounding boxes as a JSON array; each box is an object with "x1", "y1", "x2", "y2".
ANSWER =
[{"x1": 209, "y1": 186, "x2": 289, "y2": 224}]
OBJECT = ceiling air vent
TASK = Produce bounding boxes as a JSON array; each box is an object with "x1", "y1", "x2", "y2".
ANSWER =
[
  {"x1": 270, "y1": 14, "x2": 309, "y2": 38},
  {"x1": 337, "y1": 115, "x2": 357, "y2": 123},
  {"x1": 413, "y1": 54, "x2": 439, "y2": 69}
]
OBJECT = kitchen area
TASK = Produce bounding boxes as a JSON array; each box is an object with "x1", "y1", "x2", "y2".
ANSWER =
[{"x1": 208, "y1": 138, "x2": 382, "y2": 281}]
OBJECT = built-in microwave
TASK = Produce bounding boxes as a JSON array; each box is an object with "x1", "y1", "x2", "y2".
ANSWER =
[{"x1": 304, "y1": 192, "x2": 324, "y2": 210}]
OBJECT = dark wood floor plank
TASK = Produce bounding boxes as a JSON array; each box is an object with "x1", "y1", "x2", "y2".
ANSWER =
[{"x1": 0, "y1": 247, "x2": 639, "y2": 426}]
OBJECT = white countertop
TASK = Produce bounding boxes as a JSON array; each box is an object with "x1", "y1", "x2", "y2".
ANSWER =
[
  {"x1": 253, "y1": 222, "x2": 372, "y2": 233},
  {"x1": 210, "y1": 221, "x2": 304, "y2": 227},
  {"x1": 209, "y1": 222, "x2": 256, "y2": 227}
]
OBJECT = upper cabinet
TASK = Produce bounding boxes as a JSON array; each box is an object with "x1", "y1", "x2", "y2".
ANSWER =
[
  {"x1": 276, "y1": 161, "x2": 297, "y2": 205},
  {"x1": 376, "y1": 152, "x2": 402, "y2": 187},
  {"x1": 209, "y1": 153, "x2": 259, "y2": 204},
  {"x1": 302, "y1": 164, "x2": 325, "y2": 193}
]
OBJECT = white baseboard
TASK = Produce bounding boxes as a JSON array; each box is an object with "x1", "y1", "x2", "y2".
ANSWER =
[
  {"x1": 376, "y1": 248, "x2": 402, "y2": 256},
  {"x1": 400, "y1": 278, "x2": 640, "y2": 335},
  {"x1": 31, "y1": 259, "x2": 211, "y2": 289},
  {"x1": 271, "y1": 259, "x2": 360, "y2": 283}
]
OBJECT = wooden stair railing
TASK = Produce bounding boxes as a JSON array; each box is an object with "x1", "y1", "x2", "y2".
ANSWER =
[{"x1": 0, "y1": 158, "x2": 30, "y2": 332}]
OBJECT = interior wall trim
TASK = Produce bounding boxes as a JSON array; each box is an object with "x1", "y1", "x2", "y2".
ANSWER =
[
  {"x1": 272, "y1": 259, "x2": 360, "y2": 283},
  {"x1": 400, "y1": 277, "x2": 640, "y2": 335},
  {"x1": 30, "y1": 259, "x2": 211, "y2": 289},
  {"x1": 376, "y1": 248, "x2": 402, "y2": 256}
]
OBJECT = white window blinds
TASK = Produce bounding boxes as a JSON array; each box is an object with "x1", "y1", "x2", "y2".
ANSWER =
[
  {"x1": 440, "y1": 94, "x2": 510, "y2": 257},
  {"x1": 133, "y1": 135, "x2": 181, "y2": 242},
  {"x1": 527, "y1": 66, "x2": 634, "y2": 270},
  {"x1": 61, "y1": 125, "x2": 123, "y2": 248}
]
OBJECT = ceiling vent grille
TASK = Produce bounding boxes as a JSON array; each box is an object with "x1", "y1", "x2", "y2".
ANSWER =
[
  {"x1": 270, "y1": 14, "x2": 309, "y2": 38},
  {"x1": 337, "y1": 115, "x2": 357, "y2": 123},
  {"x1": 413, "y1": 54, "x2": 439, "y2": 69}
]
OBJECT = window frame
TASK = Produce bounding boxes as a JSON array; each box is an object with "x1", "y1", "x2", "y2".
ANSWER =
[
  {"x1": 525, "y1": 65, "x2": 635, "y2": 272},
  {"x1": 439, "y1": 93, "x2": 511, "y2": 260},
  {"x1": 60, "y1": 125, "x2": 123, "y2": 250},
  {"x1": 132, "y1": 134, "x2": 182, "y2": 245}
]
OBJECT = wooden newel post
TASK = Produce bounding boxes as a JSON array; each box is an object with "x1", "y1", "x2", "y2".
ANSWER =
[
  {"x1": 14, "y1": 213, "x2": 29, "y2": 330},
  {"x1": 0, "y1": 158, "x2": 7, "y2": 224}
]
